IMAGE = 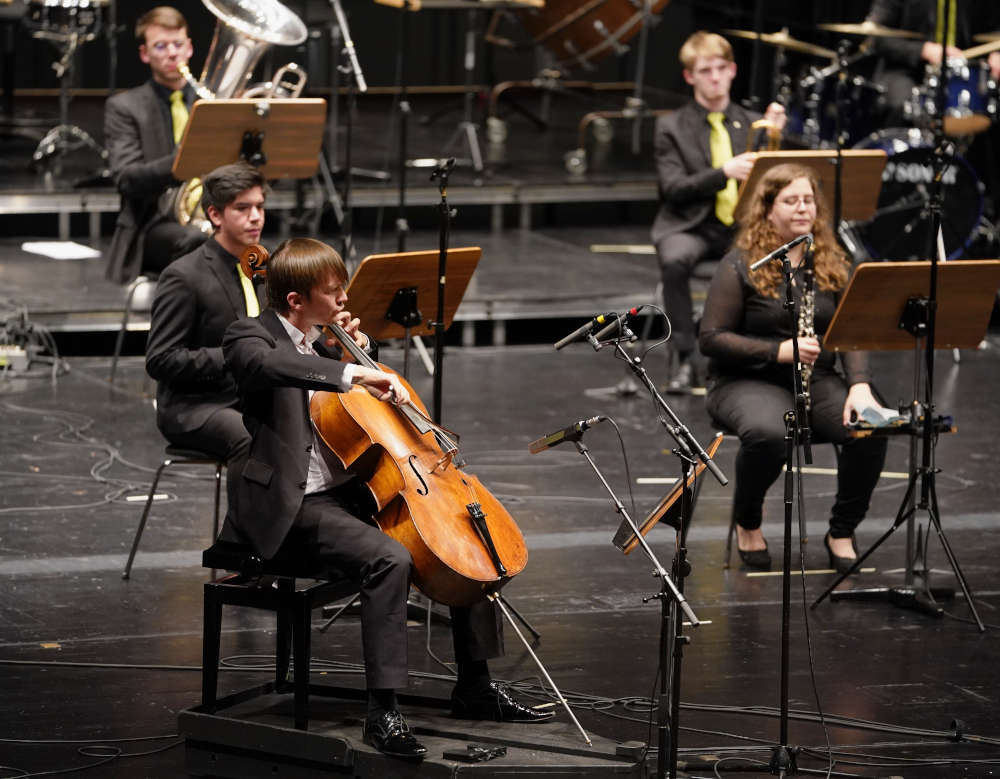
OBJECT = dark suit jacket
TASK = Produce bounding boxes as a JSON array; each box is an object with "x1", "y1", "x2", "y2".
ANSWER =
[
  {"x1": 223, "y1": 310, "x2": 367, "y2": 559},
  {"x1": 868, "y1": 0, "x2": 999, "y2": 72},
  {"x1": 145, "y1": 238, "x2": 261, "y2": 439},
  {"x1": 650, "y1": 100, "x2": 757, "y2": 245},
  {"x1": 104, "y1": 81, "x2": 179, "y2": 283}
]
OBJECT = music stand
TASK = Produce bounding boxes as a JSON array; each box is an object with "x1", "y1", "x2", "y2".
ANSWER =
[
  {"x1": 734, "y1": 149, "x2": 887, "y2": 224},
  {"x1": 172, "y1": 98, "x2": 327, "y2": 181},
  {"x1": 344, "y1": 247, "x2": 481, "y2": 378},
  {"x1": 612, "y1": 433, "x2": 724, "y2": 554},
  {"x1": 811, "y1": 259, "x2": 1000, "y2": 628}
]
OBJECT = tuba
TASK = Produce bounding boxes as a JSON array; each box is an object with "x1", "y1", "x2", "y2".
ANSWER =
[{"x1": 174, "y1": 0, "x2": 309, "y2": 231}]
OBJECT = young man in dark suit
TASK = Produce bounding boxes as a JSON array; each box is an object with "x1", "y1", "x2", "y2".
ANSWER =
[
  {"x1": 104, "y1": 6, "x2": 207, "y2": 283},
  {"x1": 651, "y1": 31, "x2": 785, "y2": 391},
  {"x1": 222, "y1": 238, "x2": 554, "y2": 759},
  {"x1": 144, "y1": 162, "x2": 267, "y2": 469}
]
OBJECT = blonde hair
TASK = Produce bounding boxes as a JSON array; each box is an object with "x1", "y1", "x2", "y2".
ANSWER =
[
  {"x1": 135, "y1": 6, "x2": 187, "y2": 46},
  {"x1": 679, "y1": 31, "x2": 734, "y2": 70},
  {"x1": 735, "y1": 163, "x2": 850, "y2": 298}
]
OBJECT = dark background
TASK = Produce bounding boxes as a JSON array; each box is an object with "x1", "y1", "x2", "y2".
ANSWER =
[{"x1": 12, "y1": 0, "x2": 875, "y2": 104}]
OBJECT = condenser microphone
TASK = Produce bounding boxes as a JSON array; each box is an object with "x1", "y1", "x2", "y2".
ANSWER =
[
  {"x1": 554, "y1": 313, "x2": 617, "y2": 350},
  {"x1": 593, "y1": 306, "x2": 643, "y2": 342},
  {"x1": 749, "y1": 232, "x2": 812, "y2": 271},
  {"x1": 529, "y1": 416, "x2": 605, "y2": 454}
]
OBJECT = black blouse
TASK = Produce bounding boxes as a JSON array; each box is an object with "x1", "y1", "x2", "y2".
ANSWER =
[{"x1": 698, "y1": 249, "x2": 872, "y2": 387}]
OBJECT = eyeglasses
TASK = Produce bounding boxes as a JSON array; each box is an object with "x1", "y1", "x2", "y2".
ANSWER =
[{"x1": 148, "y1": 39, "x2": 189, "y2": 54}]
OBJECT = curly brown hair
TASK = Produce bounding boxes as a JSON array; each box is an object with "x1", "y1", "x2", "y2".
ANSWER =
[{"x1": 735, "y1": 163, "x2": 850, "y2": 298}]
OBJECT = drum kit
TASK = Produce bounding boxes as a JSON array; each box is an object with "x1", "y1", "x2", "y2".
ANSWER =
[
  {"x1": 730, "y1": 20, "x2": 1000, "y2": 260},
  {"x1": 24, "y1": 0, "x2": 110, "y2": 166}
]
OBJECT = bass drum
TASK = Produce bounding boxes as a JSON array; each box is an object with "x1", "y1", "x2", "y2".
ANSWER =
[
  {"x1": 512, "y1": 0, "x2": 671, "y2": 71},
  {"x1": 853, "y1": 128, "x2": 983, "y2": 260}
]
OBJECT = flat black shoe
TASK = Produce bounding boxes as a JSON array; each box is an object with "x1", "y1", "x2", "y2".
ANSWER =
[
  {"x1": 737, "y1": 541, "x2": 771, "y2": 571},
  {"x1": 824, "y1": 532, "x2": 858, "y2": 575},
  {"x1": 363, "y1": 710, "x2": 427, "y2": 759},
  {"x1": 452, "y1": 680, "x2": 555, "y2": 723}
]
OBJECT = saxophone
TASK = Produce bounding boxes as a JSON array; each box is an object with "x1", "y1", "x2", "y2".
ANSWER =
[{"x1": 797, "y1": 259, "x2": 815, "y2": 411}]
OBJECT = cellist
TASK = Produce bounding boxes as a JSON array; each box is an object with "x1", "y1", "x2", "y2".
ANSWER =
[{"x1": 221, "y1": 237, "x2": 553, "y2": 760}]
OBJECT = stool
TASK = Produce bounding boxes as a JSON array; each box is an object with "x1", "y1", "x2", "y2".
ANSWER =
[
  {"x1": 200, "y1": 540, "x2": 358, "y2": 730},
  {"x1": 121, "y1": 445, "x2": 223, "y2": 580}
]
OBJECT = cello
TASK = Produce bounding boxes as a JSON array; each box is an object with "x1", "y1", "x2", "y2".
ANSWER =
[{"x1": 239, "y1": 244, "x2": 527, "y2": 608}]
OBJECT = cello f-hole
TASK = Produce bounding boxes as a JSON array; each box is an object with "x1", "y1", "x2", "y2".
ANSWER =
[{"x1": 408, "y1": 455, "x2": 429, "y2": 496}]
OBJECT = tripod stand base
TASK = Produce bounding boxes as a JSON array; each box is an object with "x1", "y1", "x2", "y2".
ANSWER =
[{"x1": 830, "y1": 583, "x2": 954, "y2": 618}]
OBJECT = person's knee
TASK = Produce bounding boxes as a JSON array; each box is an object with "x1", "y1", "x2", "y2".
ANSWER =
[{"x1": 739, "y1": 428, "x2": 785, "y2": 462}]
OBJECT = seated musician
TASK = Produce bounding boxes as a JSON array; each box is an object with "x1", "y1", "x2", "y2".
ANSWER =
[
  {"x1": 104, "y1": 6, "x2": 207, "y2": 283},
  {"x1": 651, "y1": 31, "x2": 785, "y2": 392},
  {"x1": 865, "y1": 0, "x2": 1000, "y2": 124},
  {"x1": 698, "y1": 164, "x2": 888, "y2": 572},
  {"x1": 145, "y1": 162, "x2": 268, "y2": 470},
  {"x1": 221, "y1": 238, "x2": 553, "y2": 759}
]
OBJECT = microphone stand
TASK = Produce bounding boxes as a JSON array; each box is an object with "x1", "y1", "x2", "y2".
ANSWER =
[
  {"x1": 329, "y1": 0, "x2": 367, "y2": 267},
  {"x1": 591, "y1": 321, "x2": 726, "y2": 779},
  {"x1": 429, "y1": 157, "x2": 456, "y2": 423}
]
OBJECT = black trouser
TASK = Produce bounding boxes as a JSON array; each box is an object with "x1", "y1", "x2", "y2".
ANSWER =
[
  {"x1": 272, "y1": 489, "x2": 503, "y2": 691},
  {"x1": 162, "y1": 407, "x2": 250, "y2": 469},
  {"x1": 655, "y1": 221, "x2": 733, "y2": 356},
  {"x1": 706, "y1": 371, "x2": 888, "y2": 538}
]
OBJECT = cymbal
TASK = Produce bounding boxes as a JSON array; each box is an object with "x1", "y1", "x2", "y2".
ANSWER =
[
  {"x1": 973, "y1": 31, "x2": 1000, "y2": 43},
  {"x1": 817, "y1": 21, "x2": 923, "y2": 40},
  {"x1": 723, "y1": 29, "x2": 836, "y2": 59}
]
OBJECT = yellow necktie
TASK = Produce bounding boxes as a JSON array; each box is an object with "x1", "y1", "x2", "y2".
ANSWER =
[
  {"x1": 170, "y1": 89, "x2": 188, "y2": 145},
  {"x1": 936, "y1": 0, "x2": 957, "y2": 48},
  {"x1": 237, "y1": 263, "x2": 260, "y2": 317},
  {"x1": 707, "y1": 111, "x2": 737, "y2": 226}
]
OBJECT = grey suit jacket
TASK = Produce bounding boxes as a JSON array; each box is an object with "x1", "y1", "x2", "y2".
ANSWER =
[
  {"x1": 223, "y1": 310, "x2": 360, "y2": 558},
  {"x1": 145, "y1": 238, "x2": 262, "y2": 438},
  {"x1": 103, "y1": 81, "x2": 178, "y2": 283},
  {"x1": 650, "y1": 100, "x2": 757, "y2": 245}
]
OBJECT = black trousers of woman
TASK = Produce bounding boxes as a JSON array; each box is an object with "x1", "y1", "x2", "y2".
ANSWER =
[{"x1": 706, "y1": 370, "x2": 888, "y2": 539}]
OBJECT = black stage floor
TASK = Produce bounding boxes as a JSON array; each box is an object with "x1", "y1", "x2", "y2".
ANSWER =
[{"x1": 2, "y1": 336, "x2": 1000, "y2": 777}]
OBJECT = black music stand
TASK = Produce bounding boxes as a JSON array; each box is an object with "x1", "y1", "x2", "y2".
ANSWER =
[
  {"x1": 811, "y1": 260, "x2": 1000, "y2": 628},
  {"x1": 344, "y1": 247, "x2": 481, "y2": 379}
]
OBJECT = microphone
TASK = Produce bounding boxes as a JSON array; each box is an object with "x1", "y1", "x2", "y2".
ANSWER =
[
  {"x1": 749, "y1": 233, "x2": 812, "y2": 271},
  {"x1": 593, "y1": 306, "x2": 643, "y2": 342},
  {"x1": 529, "y1": 416, "x2": 605, "y2": 454},
  {"x1": 554, "y1": 313, "x2": 617, "y2": 350},
  {"x1": 429, "y1": 157, "x2": 456, "y2": 181}
]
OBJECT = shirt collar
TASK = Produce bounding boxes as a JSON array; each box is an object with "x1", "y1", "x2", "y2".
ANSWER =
[
  {"x1": 277, "y1": 313, "x2": 322, "y2": 348},
  {"x1": 150, "y1": 78, "x2": 192, "y2": 104}
]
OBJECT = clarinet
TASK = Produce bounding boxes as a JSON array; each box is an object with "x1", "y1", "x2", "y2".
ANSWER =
[{"x1": 797, "y1": 251, "x2": 815, "y2": 411}]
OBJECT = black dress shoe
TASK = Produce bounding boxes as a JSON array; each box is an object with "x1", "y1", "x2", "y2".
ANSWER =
[
  {"x1": 824, "y1": 532, "x2": 858, "y2": 575},
  {"x1": 363, "y1": 710, "x2": 428, "y2": 759},
  {"x1": 452, "y1": 680, "x2": 555, "y2": 723},
  {"x1": 737, "y1": 541, "x2": 771, "y2": 571}
]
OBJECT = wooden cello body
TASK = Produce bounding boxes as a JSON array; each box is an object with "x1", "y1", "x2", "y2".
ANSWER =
[{"x1": 310, "y1": 344, "x2": 527, "y2": 607}]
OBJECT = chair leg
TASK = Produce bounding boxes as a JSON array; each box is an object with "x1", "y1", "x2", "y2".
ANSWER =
[
  {"x1": 292, "y1": 590, "x2": 312, "y2": 730},
  {"x1": 211, "y1": 461, "x2": 222, "y2": 541},
  {"x1": 275, "y1": 580, "x2": 293, "y2": 693},
  {"x1": 122, "y1": 457, "x2": 172, "y2": 579},
  {"x1": 724, "y1": 516, "x2": 736, "y2": 569},
  {"x1": 109, "y1": 281, "x2": 139, "y2": 383},
  {"x1": 202, "y1": 583, "x2": 224, "y2": 712}
]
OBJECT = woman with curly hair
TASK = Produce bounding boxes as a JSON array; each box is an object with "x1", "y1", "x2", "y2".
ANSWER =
[{"x1": 698, "y1": 163, "x2": 888, "y2": 572}]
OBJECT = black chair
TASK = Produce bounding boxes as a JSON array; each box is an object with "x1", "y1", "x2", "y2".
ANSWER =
[
  {"x1": 121, "y1": 445, "x2": 223, "y2": 579},
  {"x1": 200, "y1": 540, "x2": 359, "y2": 730},
  {"x1": 109, "y1": 274, "x2": 157, "y2": 384}
]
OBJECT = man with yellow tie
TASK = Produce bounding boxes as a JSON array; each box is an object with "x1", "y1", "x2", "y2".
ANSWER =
[
  {"x1": 145, "y1": 162, "x2": 268, "y2": 469},
  {"x1": 104, "y1": 6, "x2": 208, "y2": 283},
  {"x1": 865, "y1": 0, "x2": 1000, "y2": 125},
  {"x1": 651, "y1": 31, "x2": 785, "y2": 392}
]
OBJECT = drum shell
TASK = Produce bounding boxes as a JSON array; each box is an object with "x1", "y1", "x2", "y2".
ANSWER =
[
  {"x1": 786, "y1": 75, "x2": 884, "y2": 149},
  {"x1": 906, "y1": 60, "x2": 998, "y2": 136},
  {"x1": 516, "y1": 0, "x2": 670, "y2": 70},
  {"x1": 853, "y1": 128, "x2": 983, "y2": 260}
]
